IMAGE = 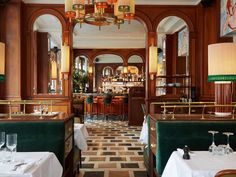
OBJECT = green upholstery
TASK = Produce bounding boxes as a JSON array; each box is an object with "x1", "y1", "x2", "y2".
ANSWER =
[
  {"x1": 147, "y1": 115, "x2": 236, "y2": 175},
  {"x1": 0, "y1": 121, "x2": 65, "y2": 166}
]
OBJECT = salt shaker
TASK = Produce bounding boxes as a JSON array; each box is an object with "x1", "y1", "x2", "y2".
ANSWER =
[{"x1": 183, "y1": 145, "x2": 190, "y2": 160}]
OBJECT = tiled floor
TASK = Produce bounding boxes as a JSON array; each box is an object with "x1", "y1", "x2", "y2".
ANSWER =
[{"x1": 77, "y1": 120, "x2": 147, "y2": 177}]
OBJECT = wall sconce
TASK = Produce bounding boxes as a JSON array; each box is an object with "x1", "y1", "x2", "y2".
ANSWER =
[
  {"x1": 123, "y1": 66, "x2": 128, "y2": 74},
  {"x1": 208, "y1": 43, "x2": 236, "y2": 116},
  {"x1": 61, "y1": 44, "x2": 70, "y2": 79},
  {"x1": 88, "y1": 66, "x2": 93, "y2": 74},
  {"x1": 51, "y1": 61, "x2": 57, "y2": 80},
  {"x1": 149, "y1": 45, "x2": 158, "y2": 80},
  {"x1": 0, "y1": 42, "x2": 5, "y2": 82}
]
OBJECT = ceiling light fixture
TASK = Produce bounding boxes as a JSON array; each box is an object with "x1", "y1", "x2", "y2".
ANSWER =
[{"x1": 65, "y1": 0, "x2": 135, "y2": 30}]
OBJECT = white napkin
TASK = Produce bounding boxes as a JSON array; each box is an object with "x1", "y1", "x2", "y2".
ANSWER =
[
  {"x1": 0, "y1": 160, "x2": 35, "y2": 175},
  {"x1": 177, "y1": 148, "x2": 195, "y2": 156}
]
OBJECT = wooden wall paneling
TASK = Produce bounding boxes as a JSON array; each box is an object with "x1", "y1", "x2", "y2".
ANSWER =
[
  {"x1": 4, "y1": 0, "x2": 22, "y2": 100},
  {"x1": 0, "y1": 6, "x2": 5, "y2": 101},
  {"x1": 128, "y1": 87, "x2": 145, "y2": 126},
  {"x1": 36, "y1": 32, "x2": 49, "y2": 94}
]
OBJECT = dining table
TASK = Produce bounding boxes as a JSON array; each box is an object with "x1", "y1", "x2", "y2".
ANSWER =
[
  {"x1": 0, "y1": 152, "x2": 63, "y2": 177},
  {"x1": 74, "y1": 123, "x2": 89, "y2": 151},
  {"x1": 162, "y1": 151, "x2": 236, "y2": 177}
]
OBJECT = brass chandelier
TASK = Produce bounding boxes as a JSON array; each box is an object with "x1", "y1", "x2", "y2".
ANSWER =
[{"x1": 65, "y1": 0, "x2": 135, "y2": 29}]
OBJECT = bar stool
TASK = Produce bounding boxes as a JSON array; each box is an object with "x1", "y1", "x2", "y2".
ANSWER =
[
  {"x1": 103, "y1": 94, "x2": 113, "y2": 121},
  {"x1": 122, "y1": 94, "x2": 128, "y2": 121},
  {"x1": 85, "y1": 95, "x2": 96, "y2": 120}
]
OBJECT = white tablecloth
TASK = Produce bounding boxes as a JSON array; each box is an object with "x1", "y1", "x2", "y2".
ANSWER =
[
  {"x1": 74, "y1": 123, "x2": 89, "y2": 151},
  {"x1": 139, "y1": 115, "x2": 148, "y2": 144},
  {"x1": 162, "y1": 151, "x2": 236, "y2": 177},
  {"x1": 0, "y1": 152, "x2": 62, "y2": 177}
]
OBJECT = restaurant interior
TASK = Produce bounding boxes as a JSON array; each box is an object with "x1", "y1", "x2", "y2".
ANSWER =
[{"x1": 1, "y1": 0, "x2": 236, "y2": 177}]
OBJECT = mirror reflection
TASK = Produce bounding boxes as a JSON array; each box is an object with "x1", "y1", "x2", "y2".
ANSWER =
[
  {"x1": 156, "y1": 16, "x2": 190, "y2": 96},
  {"x1": 93, "y1": 54, "x2": 123, "y2": 92},
  {"x1": 73, "y1": 56, "x2": 89, "y2": 93},
  {"x1": 33, "y1": 14, "x2": 62, "y2": 94},
  {"x1": 127, "y1": 55, "x2": 144, "y2": 75}
]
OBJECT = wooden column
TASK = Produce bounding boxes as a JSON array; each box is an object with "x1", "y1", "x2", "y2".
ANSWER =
[
  {"x1": 4, "y1": 0, "x2": 21, "y2": 101},
  {"x1": 215, "y1": 82, "x2": 232, "y2": 116}
]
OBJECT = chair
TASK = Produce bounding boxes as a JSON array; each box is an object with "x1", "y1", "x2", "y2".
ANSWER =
[
  {"x1": 73, "y1": 97, "x2": 85, "y2": 123},
  {"x1": 122, "y1": 94, "x2": 128, "y2": 121},
  {"x1": 103, "y1": 94, "x2": 113, "y2": 121},
  {"x1": 85, "y1": 95, "x2": 97, "y2": 120},
  {"x1": 215, "y1": 170, "x2": 236, "y2": 177}
]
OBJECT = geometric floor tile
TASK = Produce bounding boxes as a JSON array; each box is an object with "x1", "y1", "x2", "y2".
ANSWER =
[{"x1": 76, "y1": 120, "x2": 147, "y2": 177}]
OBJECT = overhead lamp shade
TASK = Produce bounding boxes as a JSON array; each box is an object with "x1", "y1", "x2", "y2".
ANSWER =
[
  {"x1": 114, "y1": 2, "x2": 124, "y2": 18},
  {"x1": 208, "y1": 43, "x2": 236, "y2": 82},
  {"x1": 123, "y1": 66, "x2": 128, "y2": 74},
  {"x1": 72, "y1": 0, "x2": 85, "y2": 10},
  {"x1": 51, "y1": 61, "x2": 57, "y2": 79},
  {"x1": 107, "y1": 0, "x2": 118, "y2": 5},
  {"x1": 118, "y1": 0, "x2": 130, "y2": 12},
  {"x1": 149, "y1": 46, "x2": 158, "y2": 74},
  {"x1": 61, "y1": 44, "x2": 70, "y2": 73},
  {"x1": 0, "y1": 42, "x2": 5, "y2": 81},
  {"x1": 88, "y1": 66, "x2": 93, "y2": 74},
  {"x1": 129, "y1": 0, "x2": 135, "y2": 13},
  {"x1": 65, "y1": 0, "x2": 74, "y2": 12}
]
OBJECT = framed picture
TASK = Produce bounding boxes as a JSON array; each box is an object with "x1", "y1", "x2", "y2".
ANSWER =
[
  {"x1": 178, "y1": 27, "x2": 189, "y2": 57},
  {"x1": 220, "y1": 0, "x2": 236, "y2": 36}
]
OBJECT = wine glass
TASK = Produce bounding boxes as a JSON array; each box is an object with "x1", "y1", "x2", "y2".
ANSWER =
[
  {"x1": 0, "y1": 132, "x2": 5, "y2": 149},
  {"x1": 6, "y1": 134, "x2": 17, "y2": 162},
  {"x1": 223, "y1": 132, "x2": 234, "y2": 154},
  {"x1": 208, "y1": 130, "x2": 219, "y2": 152}
]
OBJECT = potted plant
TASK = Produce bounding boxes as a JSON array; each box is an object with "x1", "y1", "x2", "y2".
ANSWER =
[{"x1": 73, "y1": 67, "x2": 88, "y2": 93}]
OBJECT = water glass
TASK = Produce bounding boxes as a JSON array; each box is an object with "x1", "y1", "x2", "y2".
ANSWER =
[
  {"x1": 0, "y1": 132, "x2": 5, "y2": 149},
  {"x1": 208, "y1": 130, "x2": 218, "y2": 152},
  {"x1": 6, "y1": 133, "x2": 17, "y2": 162}
]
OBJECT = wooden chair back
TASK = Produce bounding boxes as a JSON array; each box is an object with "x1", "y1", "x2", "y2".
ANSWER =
[{"x1": 215, "y1": 170, "x2": 236, "y2": 177}]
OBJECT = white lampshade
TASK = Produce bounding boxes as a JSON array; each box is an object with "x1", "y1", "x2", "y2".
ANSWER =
[
  {"x1": 51, "y1": 61, "x2": 57, "y2": 79},
  {"x1": 129, "y1": 0, "x2": 135, "y2": 14},
  {"x1": 0, "y1": 42, "x2": 5, "y2": 76},
  {"x1": 123, "y1": 66, "x2": 128, "y2": 74},
  {"x1": 208, "y1": 43, "x2": 236, "y2": 81},
  {"x1": 88, "y1": 66, "x2": 93, "y2": 74},
  {"x1": 149, "y1": 46, "x2": 158, "y2": 74},
  {"x1": 65, "y1": 0, "x2": 74, "y2": 12},
  {"x1": 61, "y1": 44, "x2": 70, "y2": 73}
]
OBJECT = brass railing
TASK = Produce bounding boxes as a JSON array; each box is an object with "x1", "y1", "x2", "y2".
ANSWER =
[
  {"x1": 0, "y1": 100, "x2": 62, "y2": 119},
  {"x1": 159, "y1": 104, "x2": 236, "y2": 120}
]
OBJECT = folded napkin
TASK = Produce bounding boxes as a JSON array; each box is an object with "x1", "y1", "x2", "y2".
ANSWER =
[
  {"x1": 0, "y1": 160, "x2": 35, "y2": 175},
  {"x1": 177, "y1": 148, "x2": 195, "y2": 156}
]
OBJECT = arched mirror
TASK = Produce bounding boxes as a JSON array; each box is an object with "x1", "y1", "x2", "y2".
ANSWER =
[
  {"x1": 127, "y1": 55, "x2": 144, "y2": 74},
  {"x1": 156, "y1": 16, "x2": 190, "y2": 97},
  {"x1": 93, "y1": 54, "x2": 123, "y2": 91},
  {"x1": 103, "y1": 66, "x2": 113, "y2": 76},
  {"x1": 33, "y1": 14, "x2": 62, "y2": 94},
  {"x1": 73, "y1": 55, "x2": 89, "y2": 93}
]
